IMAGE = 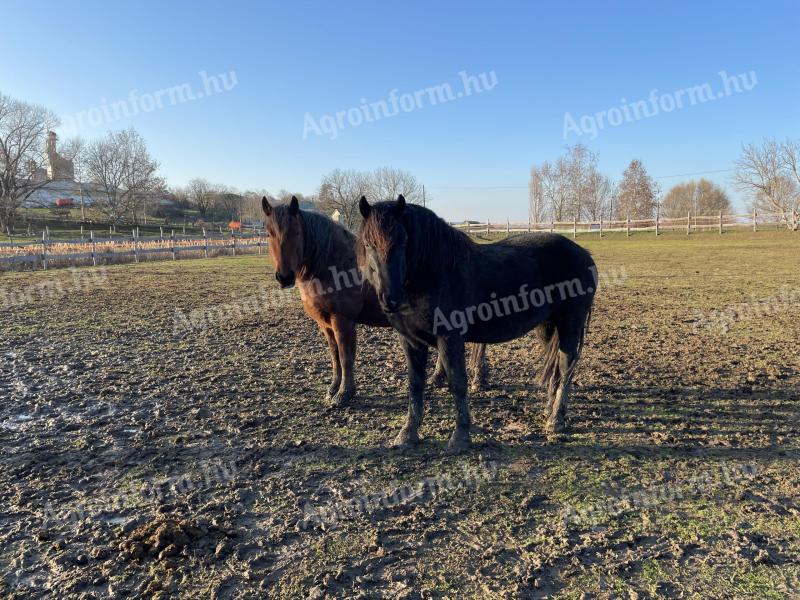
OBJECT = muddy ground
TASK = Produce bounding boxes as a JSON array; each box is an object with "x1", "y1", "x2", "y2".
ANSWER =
[{"x1": 1, "y1": 230, "x2": 799, "y2": 599}]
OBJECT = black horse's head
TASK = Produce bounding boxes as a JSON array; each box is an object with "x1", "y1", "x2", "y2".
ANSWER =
[{"x1": 358, "y1": 195, "x2": 408, "y2": 313}]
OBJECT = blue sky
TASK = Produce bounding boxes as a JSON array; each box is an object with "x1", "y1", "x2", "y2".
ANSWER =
[{"x1": 2, "y1": 0, "x2": 798, "y2": 220}]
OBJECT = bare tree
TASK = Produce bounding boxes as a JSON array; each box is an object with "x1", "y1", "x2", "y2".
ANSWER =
[
  {"x1": 780, "y1": 139, "x2": 800, "y2": 189},
  {"x1": 735, "y1": 138, "x2": 800, "y2": 229},
  {"x1": 84, "y1": 128, "x2": 161, "y2": 225},
  {"x1": 371, "y1": 167, "x2": 424, "y2": 204},
  {"x1": 528, "y1": 165, "x2": 546, "y2": 224},
  {"x1": 662, "y1": 179, "x2": 731, "y2": 218},
  {"x1": 528, "y1": 144, "x2": 612, "y2": 223},
  {"x1": 317, "y1": 169, "x2": 371, "y2": 230},
  {"x1": 585, "y1": 170, "x2": 614, "y2": 221},
  {"x1": 614, "y1": 159, "x2": 660, "y2": 219},
  {"x1": 0, "y1": 93, "x2": 59, "y2": 231},
  {"x1": 60, "y1": 137, "x2": 87, "y2": 220},
  {"x1": 213, "y1": 186, "x2": 245, "y2": 221},
  {"x1": 186, "y1": 178, "x2": 220, "y2": 217},
  {"x1": 734, "y1": 139, "x2": 800, "y2": 227}
]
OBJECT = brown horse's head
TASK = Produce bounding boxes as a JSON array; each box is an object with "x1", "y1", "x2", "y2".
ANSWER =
[
  {"x1": 358, "y1": 194, "x2": 408, "y2": 313},
  {"x1": 262, "y1": 196, "x2": 303, "y2": 288}
]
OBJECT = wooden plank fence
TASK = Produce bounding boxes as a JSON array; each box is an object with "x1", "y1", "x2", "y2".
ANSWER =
[
  {"x1": 455, "y1": 211, "x2": 799, "y2": 237},
  {"x1": 0, "y1": 230, "x2": 268, "y2": 271}
]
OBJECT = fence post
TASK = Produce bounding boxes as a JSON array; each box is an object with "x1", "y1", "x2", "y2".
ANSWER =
[
  {"x1": 80, "y1": 225, "x2": 84, "y2": 239},
  {"x1": 203, "y1": 228, "x2": 209, "y2": 258},
  {"x1": 486, "y1": 219, "x2": 490, "y2": 236},
  {"x1": 687, "y1": 211, "x2": 691, "y2": 235},
  {"x1": 573, "y1": 216, "x2": 577, "y2": 239},
  {"x1": 171, "y1": 229, "x2": 176, "y2": 261},
  {"x1": 599, "y1": 217, "x2": 603, "y2": 238},
  {"x1": 160, "y1": 226, "x2": 164, "y2": 240},
  {"x1": 133, "y1": 231, "x2": 139, "y2": 263},
  {"x1": 753, "y1": 209, "x2": 757, "y2": 232},
  {"x1": 41, "y1": 231, "x2": 48, "y2": 271},
  {"x1": 232, "y1": 230, "x2": 237, "y2": 256},
  {"x1": 550, "y1": 219, "x2": 554, "y2": 233},
  {"x1": 506, "y1": 219, "x2": 510, "y2": 236},
  {"x1": 655, "y1": 209, "x2": 660, "y2": 236},
  {"x1": 719, "y1": 212, "x2": 723, "y2": 235},
  {"x1": 91, "y1": 230, "x2": 97, "y2": 267},
  {"x1": 626, "y1": 215, "x2": 630, "y2": 238},
  {"x1": 527, "y1": 218, "x2": 531, "y2": 233}
]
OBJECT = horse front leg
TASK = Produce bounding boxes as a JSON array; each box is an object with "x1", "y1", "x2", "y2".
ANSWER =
[
  {"x1": 393, "y1": 337, "x2": 429, "y2": 448},
  {"x1": 331, "y1": 316, "x2": 357, "y2": 406},
  {"x1": 437, "y1": 335, "x2": 471, "y2": 452},
  {"x1": 322, "y1": 326, "x2": 342, "y2": 403}
]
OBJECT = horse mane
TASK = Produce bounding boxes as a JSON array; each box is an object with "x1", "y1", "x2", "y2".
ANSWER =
[
  {"x1": 272, "y1": 205, "x2": 355, "y2": 280},
  {"x1": 358, "y1": 202, "x2": 475, "y2": 276}
]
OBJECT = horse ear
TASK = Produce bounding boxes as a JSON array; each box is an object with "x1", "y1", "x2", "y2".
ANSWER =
[
  {"x1": 289, "y1": 196, "x2": 299, "y2": 216},
  {"x1": 262, "y1": 196, "x2": 272, "y2": 216},
  {"x1": 359, "y1": 196, "x2": 371, "y2": 219},
  {"x1": 395, "y1": 194, "x2": 406, "y2": 214}
]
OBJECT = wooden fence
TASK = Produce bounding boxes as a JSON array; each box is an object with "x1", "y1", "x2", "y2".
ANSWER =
[
  {"x1": 0, "y1": 228, "x2": 268, "y2": 271},
  {"x1": 453, "y1": 210, "x2": 799, "y2": 237}
]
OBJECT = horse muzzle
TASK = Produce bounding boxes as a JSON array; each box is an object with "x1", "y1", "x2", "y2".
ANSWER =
[
  {"x1": 276, "y1": 271, "x2": 296, "y2": 288},
  {"x1": 379, "y1": 293, "x2": 406, "y2": 314}
]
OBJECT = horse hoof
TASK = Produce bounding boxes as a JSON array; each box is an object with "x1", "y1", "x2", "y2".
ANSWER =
[
  {"x1": 545, "y1": 419, "x2": 567, "y2": 436},
  {"x1": 391, "y1": 428, "x2": 420, "y2": 449},
  {"x1": 469, "y1": 379, "x2": 487, "y2": 393},
  {"x1": 446, "y1": 429, "x2": 472, "y2": 454},
  {"x1": 330, "y1": 388, "x2": 355, "y2": 407},
  {"x1": 431, "y1": 373, "x2": 447, "y2": 388}
]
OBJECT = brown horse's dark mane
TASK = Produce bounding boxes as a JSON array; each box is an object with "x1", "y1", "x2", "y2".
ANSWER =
[
  {"x1": 358, "y1": 202, "x2": 475, "y2": 276},
  {"x1": 272, "y1": 205, "x2": 355, "y2": 280}
]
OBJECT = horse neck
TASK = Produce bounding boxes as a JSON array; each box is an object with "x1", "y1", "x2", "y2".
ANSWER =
[{"x1": 297, "y1": 214, "x2": 353, "y2": 282}]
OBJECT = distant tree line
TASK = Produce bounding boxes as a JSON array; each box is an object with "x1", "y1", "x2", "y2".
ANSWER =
[{"x1": 530, "y1": 140, "x2": 799, "y2": 228}]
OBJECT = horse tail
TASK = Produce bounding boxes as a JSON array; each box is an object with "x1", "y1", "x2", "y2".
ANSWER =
[
  {"x1": 537, "y1": 304, "x2": 592, "y2": 394},
  {"x1": 579, "y1": 304, "x2": 592, "y2": 356},
  {"x1": 536, "y1": 321, "x2": 561, "y2": 397}
]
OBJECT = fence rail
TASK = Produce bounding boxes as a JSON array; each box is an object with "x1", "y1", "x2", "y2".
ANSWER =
[
  {"x1": 453, "y1": 211, "x2": 799, "y2": 237},
  {"x1": 0, "y1": 228, "x2": 268, "y2": 271}
]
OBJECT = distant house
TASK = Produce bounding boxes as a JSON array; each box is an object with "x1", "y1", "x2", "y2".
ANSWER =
[{"x1": 331, "y1": 209, "x2": 341, "y2": 223}]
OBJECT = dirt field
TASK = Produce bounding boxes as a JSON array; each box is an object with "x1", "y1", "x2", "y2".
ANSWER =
[{"x1": 1, "y1": 230, "x2": 799, "y2": 599}]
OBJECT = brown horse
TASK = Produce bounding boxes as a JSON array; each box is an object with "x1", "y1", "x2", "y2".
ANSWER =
[{"x1": 261, "y1": 196, "x2": 487, "y2": 406}]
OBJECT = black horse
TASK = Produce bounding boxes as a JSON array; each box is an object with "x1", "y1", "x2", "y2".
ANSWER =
[{"x1": 358, "y1": 195, "x2": 596, "y2": 451}]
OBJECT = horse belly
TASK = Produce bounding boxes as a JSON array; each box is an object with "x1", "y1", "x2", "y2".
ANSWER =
[{"x1": 463, "y1": 310, "x2": 545, "y2": 344}]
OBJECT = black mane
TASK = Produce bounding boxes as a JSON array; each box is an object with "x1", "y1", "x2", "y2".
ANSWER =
[{"x1": 359, "y1": 202, "x2": 475, "y2": 277}]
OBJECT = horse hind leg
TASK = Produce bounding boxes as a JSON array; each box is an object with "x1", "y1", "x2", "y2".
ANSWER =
[
  {"x1": 431, "y1": 353, "x2": 447, "y2": 387},
  {"x1": 546, "y1": 346, "x2": 578, "y2": 435},
  {"x1": 468, "y1": 343, "x2": 488, "y2": 392},
  {"x1": 541, "y1": 319, "x2": 583, "y2": 435}
]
